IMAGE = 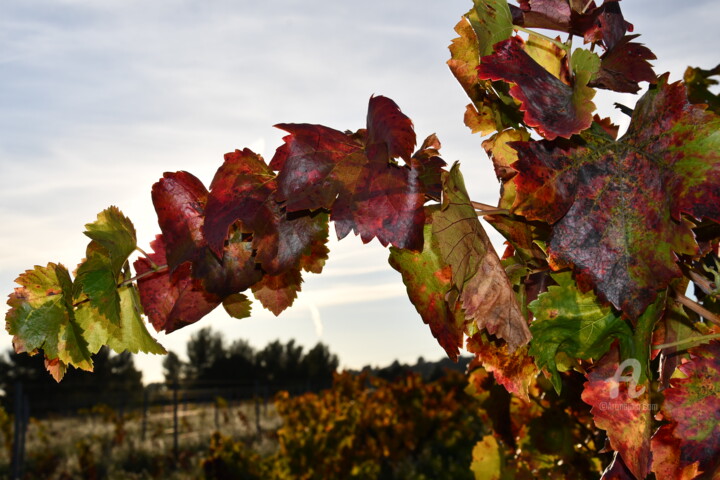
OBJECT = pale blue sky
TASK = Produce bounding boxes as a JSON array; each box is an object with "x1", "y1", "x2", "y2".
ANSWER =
[{"x1": 1, "y1": 0, "x2": 718, "y2": 383}]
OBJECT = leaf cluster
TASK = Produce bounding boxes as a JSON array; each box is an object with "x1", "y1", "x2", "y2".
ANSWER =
[{"x1": 5, "y1": 1, "x2": 720, "y2": 478}]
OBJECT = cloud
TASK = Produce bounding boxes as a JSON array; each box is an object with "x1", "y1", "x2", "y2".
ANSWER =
[{"x1": 308, "y1": 303, "x2": 323, "y2": 339}]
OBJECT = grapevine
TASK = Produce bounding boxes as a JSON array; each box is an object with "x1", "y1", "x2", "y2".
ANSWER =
[{"x1": 5, "y1": 0, "x2": 720, "y2": 478}]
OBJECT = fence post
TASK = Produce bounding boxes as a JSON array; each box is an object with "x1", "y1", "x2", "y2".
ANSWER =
[
  {"x1": 172, "y1": 382, "x2": 179, "y2": 461},
  {"x1": 141, "y1": 387, "x2": 148, "y2": 442},
  {"x1": 11, "y1": 383, "x2": 28, "y2": 480},
  {"x1": 255, "y1": 396, "x2": 262, "y2": 439}
]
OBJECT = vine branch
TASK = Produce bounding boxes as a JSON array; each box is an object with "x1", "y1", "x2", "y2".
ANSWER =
[
  {"x1": 654, "y1": 333, "x2": 720, "y2": 351},
  {"x1": 674, "y1": 290, "x2": 720, "y2": 327},
  {"x1": 472, "y1": 201, "x2": 509, "y2": 216}
]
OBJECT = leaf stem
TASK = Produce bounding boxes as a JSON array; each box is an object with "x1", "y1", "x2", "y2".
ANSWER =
[
  {"x1": 654, "y1": 333, "x2": 720, "y2": 351},
  {"x1": 135, "y1": 246, "x2": 159, "y2": 270},
  {"x1": 687, "y1": 268, "x2": 715, "y2": 296},
  {"x1": 513, "y1": 26, "x2": 569, "y2": 52},
  {"x1": 71, "y1": 264, "x2": 169, "y2": 308},
  {"x1": 119, "y1": 264, "x2": 169, "y2": 288},
  {"x1": 471, "y1": 201, "x2": 510, "y2": 216},
  {"x1": 581, "y1": 0, "x2": 595, "y2": 14},
  {"x1": 674, "y1": 291, "x2": 720, "y2": 327}
]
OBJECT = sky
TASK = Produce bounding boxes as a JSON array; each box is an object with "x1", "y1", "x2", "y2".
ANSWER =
[{"x1": 1, "y1": 0, "x2": 718, "y2": 384}]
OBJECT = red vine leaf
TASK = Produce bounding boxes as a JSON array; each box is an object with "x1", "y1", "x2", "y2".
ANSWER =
[
  {"x1": 411, "y1": 134, "x2": 446, "y2": 201},
  {"x1": 466, "y1": 333, "x2": 538, "y2": 401},
  {"x1": 511, "y1": 0, "x2": 632, "y2": 50},
  {"x1": 203, "y1": 148, "x2": 275, "y2": 259},
  {"x1": 366, "y1": 95, "x2": 416, "y2": 163},
  {"x1": 477, "y1": 36, "x2": 598, "y2": 140},
  {"x1": 581, "y1": 343, "x2": 652, "y2": 479},
  {"x1": 133, "y1": 235, "x2": 220, "y2": 333},
  {"x1": 151, "y1": 171, "x2": 208, "y2": 271},
  {"x1": 590, "y1": 35, "x2": 657, "y2": 94},
  {"x1": 331, "y1": 150, "x2": 425, "y2": 250},
  {"x1": 651, "y1": 341, "x2": 720, "y2": 478},
  {"x1": 251, "y1": 269, "x2": 302, "y2": 316},
  {"x1": 601, "y1": 452, "x2": 636, "y2": 480},
  {"x1": 203, "y1": 148, "x2": 329, "y2": 275},
  {"x1": 271, "y1": 124, "x2": 364, "y2": 211},
  {"x1": 191, "y1": 228, "x2": 263, "y2": 298},
  {"x1": 273, "y1": 96, "x2": 432, "y2": 251},
  {"x1": 512, "y1": 76, "x2": 720, "y2": 317}
]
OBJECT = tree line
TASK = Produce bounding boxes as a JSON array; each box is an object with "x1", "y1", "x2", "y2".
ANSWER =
[
  {"x1": 161, "y1": 327, "x2": 339, "y2": 395},
  {"x1": 0, "y1": 327, "x2": 338, "y2": 415}
]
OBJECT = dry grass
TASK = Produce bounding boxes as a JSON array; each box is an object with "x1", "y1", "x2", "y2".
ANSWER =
[{"x1": 0, "y1": 398, "x2": 281, "y2": 479}]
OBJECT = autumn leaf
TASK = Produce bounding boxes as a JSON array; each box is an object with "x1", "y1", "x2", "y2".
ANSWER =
[
  {"x1": 107, "y1": 286, "x2": 166, "y2": 355},
  {"x1": 203, "y1": 148, "x2": 276, "y2": 259},
  {"x1": 589, "y1": 35, "x2": 657, "y2": 94},
  {"x1": 5, "y1": 263, "x2": 93, "y2": 381},
  {"x1": 273, "y1": 96, "x2": 432, "y2": 251},
  {"x1": 510, "y1": 0, "x2": 632, "y2": 50},
  {"x1": 251, "y1": 269, "x2": 302, "y2": 316},
  {"x1": 528, "y1": 271, "x2": 633, "y2": 393},
  {"x1": 477, "y1": 36, "x2": 599, "y2": 140},
  {"x1": 466, "y1": 333, "x2": 538, "y2": 401},
  {"x1": 82, "y1": 206, "x2": 137, "y2": 274},
  {"x1": 75, "y1": 252, "x2": 123, "y2": 327},
  {"x1": 470, "y1": 435, "x2": 504, "y2": 480},
  {"x1": 203, "y1": 148, "x2": 329, "y2": 275},
  {"x1": 366, "y1": 95, "x2": 416, "y2": 162},
  {"x1": 151, "y1": 171, "x2": 208, "y2": 270},
  {"x1": 133, "y1": 235, "x2": 221, "y2": 333},
  {"x1": 271, "y1": 124, "x2": 364, "y2": 211},
  {"x1": 466, "y1": 0, "x2": 514, "y2": 58},
  {"x1": 512, "y1": 76, "x2": 720, "y2": 317},
  {"x1": 601, "y1": 453, "x2": 637, "y2": 480},
  {"x1": 389, "y1": 207, "x2": 467, "y2": 361},
  {"x1": 222, "y1": 293, "x2": 253, "y2": 319},
  {"x1": 411, "y1": 134, "x2": 446, "y2": 201},
  {"x1": 192, "y1": 228, "x2": 263, "y2": 298},
  {"x1": 523, "y1": 32, "x2": 567, "y2": 82},
  {"x1": 581, "y1": 343, "x2": 652, "y2": 480},
  {"x1": 432, "y1": 163, "x2": 530, "y2": 351},
  {"x1": 651, "y1": 341, "x2": 720, "y2": 478},
  {"x1": 684, "y1": 64, "x2": 720, "y2": 114},
  {"x1": 447, "y1": 5, "x2": 519, "y2": 136}
]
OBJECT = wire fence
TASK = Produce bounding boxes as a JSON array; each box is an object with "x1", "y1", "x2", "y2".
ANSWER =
[{"x1": 4, "y1": 379, "x2": 324, "y2": 480}]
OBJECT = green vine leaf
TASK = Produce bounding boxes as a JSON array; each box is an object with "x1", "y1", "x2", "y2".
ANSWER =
[
  {"x1": 528, "y1": 271, "x2": 633, "y2": 393},
  {"x1": 467, "y1": 0, "x2": 513, "y2": 58},
  {"x1": 433, "y1": 163, "x2": 530, "y2": 351},
  {"x1": 75, "y1": 207, "x2": 138, "y2": 326},
  {"x1": 107, "y1": 286, "x2": 166, "y2": 355},
  {"x1": 5, "y1": 263, "x2": 93, "y2": 381},
  {"x1": 389, "y1": 207, "x2": 467, "y2": 361}
]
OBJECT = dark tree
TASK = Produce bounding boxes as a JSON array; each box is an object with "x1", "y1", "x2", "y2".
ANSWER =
[{"x1": 0, "y1": 347, "x2": 143, "y2": 415}]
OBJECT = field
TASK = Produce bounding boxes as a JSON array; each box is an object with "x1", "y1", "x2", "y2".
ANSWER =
[
  {"x1": 0, "y1": 370, "x2": 496, "y2": 479},
  {"x1": 0, "y1": 398, "x2": 280, "y2": 479}
]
